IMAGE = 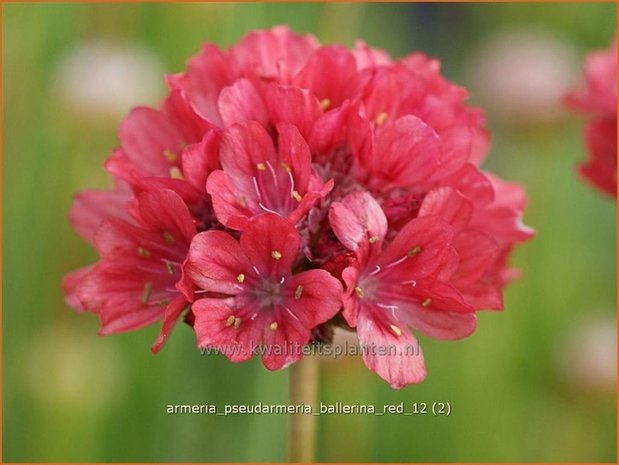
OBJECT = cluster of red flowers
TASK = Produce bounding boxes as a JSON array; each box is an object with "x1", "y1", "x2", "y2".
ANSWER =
[
  {"x1": 64, "y1": 27, "x2": 533, "y2": 388},
  {"x1": 567, "y1": 41, "x2": 617, "y2": 198}
]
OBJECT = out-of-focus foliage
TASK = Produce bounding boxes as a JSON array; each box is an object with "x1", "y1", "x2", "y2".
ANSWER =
[{"x1": 3, "y1": 3, "x2": 616, "y2": 462}]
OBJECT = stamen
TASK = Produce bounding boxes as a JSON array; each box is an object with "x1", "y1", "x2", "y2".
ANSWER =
[
  {"x1": 281, "y1": 162, "x2": 291, "y2": 173},
  {"x1": 252, "y1": 266, "x2": 261, "y2": 276},
  {"x1": 265, "y1": 160, "x2": 279, "y2": 187},
  {"x1": 390, "y1": 324, "x2": 402, "y2": 336},
  {"x1": 169, "y1": 166, "x2": 184, "y2": 180},
  {"x1": 256, "y1": 162, "x2": 266, "y2": 171},
  {"x1": 163, "y1": 149, "x2": 177, "y2": 163},
  {"x1": 401, "y1": 279, "x2": 417, "y2": 287},
  {"x1": 408, "y1": 246, "x2": 422, "y2": 257},
  {"x1": 233, "y1": 317, "x2": 241, "y2": 328},
  {"x1": 355, "y1": 286, "x2": 365, "y2": 298},
  {"x1": 283, "y1": 305, "x2": 300, "y2": 321},
  {"x1": 137, "y1": 247, "x2": 150, "y2": 257},
  {"x1": 236, "y1": 273, "x2": 245, "y2": 283},
  {"x1": 165, "y1": 262, "x2": 175, "y2": 275},
  {"x1": 271, "y1": 250, "x2": 282, "y2": 260},
  {"x1": 142, "y1": 282, "x2": 153, "y2": 303},
  {"x1": 320, "y1": 98, "x2": 331, "y2": 111},
  {"x1": 279, "y1": 276, "x2": 286, "y2": 284},
  {"x1": 375, "y1": 112, "x2": 388, "y2": 126},
  {"x1": 383, "y1": 255, "x2": 408, "y2": 270},
  {"x1": 369, "y1": 235, "x2": 379, "y2": 244},
  {"x1": 239, "y1": 195, "x2": 247, "y2": 208},
  {"x1": 369, "y1": 265, "x2": 382, "y2": 276},
  {"x1": 270, "y1": 321, "x2": 278, "y2": 331},
  {"x1": 422, "y1": 298, "x2": 432, "y2": 308},
  {"x1": 292, "y1": 190, "x2": 302, "y2": 203},
  {"x1": 294, "y1": 285, "x2": 303, "y2": 300},
  {"x1": 225, "y1": 315, "x2": 235, "y2": 327},
  {"x1": 163, "y1": 231, "x2": 174, "y2": 243}
]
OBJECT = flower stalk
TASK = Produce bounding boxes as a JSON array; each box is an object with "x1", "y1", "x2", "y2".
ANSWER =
[{"x1": 288, "y1": 353, "x2": 319, "y2": 462}]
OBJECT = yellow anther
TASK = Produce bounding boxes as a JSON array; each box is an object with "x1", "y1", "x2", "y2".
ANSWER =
[
  {"x1": 281, "y1": 162, "x2": 291, "y2": 172},
  {"x1": 225, "y1": 315, "x2": 235, "y2": 327},
  {"x1": 137, "y1": 247, "x2": 150, "y2": 257},
  {"x1": 355, "y1": 286, "x2": 365, "y2": 299},
  {"x1": 233, "y1": 317, "x2": 241, "y2": 329},
  {"x1": 369, "y1": 235, "x2": 379, "y2": 244},
  {"x1": 142, "y1": 282, "x2": 153, "y2": 303},
  {"x1": 320, "y1": 98, "x2": 331, "y2": 111},
  {"x1": 169, "y1": 166, "x2": 184, "y2": 180},
  {"x1": 375, "y1": 112, "x2": 388, "y2": 126},
  {"x1": 292, "y1": 190, "x2": 302, "y2": 202},
  {"x1": 390, "y1": 324, "x2": 402, "y2": 337},
  {"x1": 422, "y1": 298, "x2": 432, "y2": 308},
  {"x1": 270, "y1": 321, "x2": 279, "y2": 331},
  {"x1": 256, "y1": 162, "x2": 266, "y2": 171},
  {"x1": 294, "y1": 285, "x2": 304, "y2": 300},
  {"x1": 163, "y1": 149, "x2": 177, "y2": 163},
  {"x1": 236, "y1": 273, "x2": 245, "y2": 283},
  {"x1": 271, "y1": 250, "x2": 282, "y2": 260},
  {"x1": 165, "y1": 262, "x2": 175, "y2": 275},
  {"x1": 163, "y1": 231, "x2": 174, "y2": 243},
  {"x1": 408, "y1": 246, "x2": 422, "y2": 257},
  {"x1": 239, "y1": 195, "x2": 247, "y2": 208}
]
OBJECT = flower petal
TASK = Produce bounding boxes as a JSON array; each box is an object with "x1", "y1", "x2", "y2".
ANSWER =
[
  {"x1": 329, "y1": 191, "x2": 387, "y2": 252},
  {"x1": 239, "y1": 214, "x2": 300, "y2": 277},
  {"x1": 357, "y1": 311, "x2": 427, "y2": 388}
]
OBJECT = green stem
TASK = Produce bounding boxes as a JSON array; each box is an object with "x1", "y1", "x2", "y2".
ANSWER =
[{"x1": 288, "y1": 353, "x2": 319, "y2": 462}]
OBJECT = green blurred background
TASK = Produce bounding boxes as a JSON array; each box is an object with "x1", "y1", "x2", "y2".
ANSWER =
[{"x1": 3, "y1": 2, "x2": 616, "y2": 462}]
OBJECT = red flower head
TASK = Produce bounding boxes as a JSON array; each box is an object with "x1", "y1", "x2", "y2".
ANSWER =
[
  {"x1": 566, "y1": 41, "x2": 617, "y2": 198},
  {"x1": 65, "y1": 26, "x2": 533, "y2": 387},
  {"x1": 182, "y1": 214, "x2": 342, "y2": 370}
]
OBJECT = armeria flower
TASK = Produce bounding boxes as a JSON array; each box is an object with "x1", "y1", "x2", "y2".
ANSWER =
[
  {"x1": 181, "y1": 214, "x2": 342, "y2": 369},
  {"x1": 65, "y1": 26, "x2": 533, "y2": 387},
  {"x1": 64, "y1": 189, "x2": 196, "y2": 352},
  {"x1": 566, "y1": 41, "x2": 617, "y2": 198},
  {"x1": 329, "y1": 191, "x2": 476, "y2": 388},
  {"x1": 207, "y1": 121, "x2": 332, "y2": 230}
]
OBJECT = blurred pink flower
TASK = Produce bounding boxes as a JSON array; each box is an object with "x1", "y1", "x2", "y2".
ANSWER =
[{"x1": 566, "y1": 41, "x2": 617, "y2": 198}]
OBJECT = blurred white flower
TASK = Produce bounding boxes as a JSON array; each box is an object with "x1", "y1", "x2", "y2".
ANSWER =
[
  {"x1": 26, "y1": 325, "x2": 126, "y2": 411},
  {"x1": 555, "y1": 316, "x2": 616, "y2": 393},
  {"x1": 467, "y1": 30, "x2": 578, "y2": 123},
  {"x1": 54, "y1": 41, "x2": 164, "y2": 119}
]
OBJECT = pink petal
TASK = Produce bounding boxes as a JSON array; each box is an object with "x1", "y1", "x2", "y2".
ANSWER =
[
  {"x1": 378, "y1": 215, "x2": 453, "y2": 279},
  {"x1": 218, "y1": 78, "x2": 269, "y2": 127},
  {"x1": 193, "y1": 297, "x2": 263, "y2": 363},
  {"x1": 265, "y1": 83, "x2": 321, "y2": 139},
  {"x1": 294, "y1": 45, "x2": 357, "y2": 107},
  {"x1": 402, "y1": 308, "x2": 477, "y2": 340},
  {"x1": 63, "y1": 265, "x2": 94, "y2": 311},
  {"x1": 261, "y1": 308, "x2": 310, "y2": 370},
  {"x1": 181, "y1": 129, "x2": 221, "y2": 192},
  {"x1": 69, "y1": 187, "x2": 131, "y2": 245},
  {"x1": 231, "y1": 26, "x2": 319, "y2": 80},
  {"x1": 369, "y1": 115, "x2": 442, "y2": 188},
  {"x1": 119, "y1": 107, "x2": 186, "y2": 177},
  {"x1": 419, "y1": 186, "x2": 473, "y2": 230},
  {"x1": 284, "y1": 269, "x2": 342, "y2": 328},
  {"x1": 184, "y1": 230, "x2": 250, "y2": 295},
  {"x1": 168, "y1": 44, "x2": 235, "y2": 126},
  {"x1": 206, "y1": 170, "x2": 252, "y2": 231},
  {"x1": 329, "y1": 191, "x2": 387, "y2": 252},
  {"x1": 151, "y1": 295, "x2": 190, "y2": 353},
  {"x1": 136, "y1": 189, "x2": 197, "y2": 246},
  {"x1": 239, "y1": 214, "x2": 300, "y2": 277},
  {"x1": 357, "y1": 311, "x2": 427, "y2": 388}
]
